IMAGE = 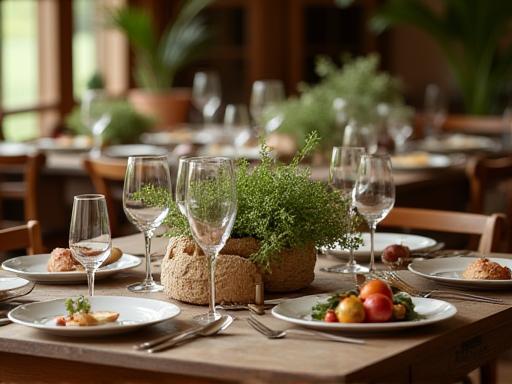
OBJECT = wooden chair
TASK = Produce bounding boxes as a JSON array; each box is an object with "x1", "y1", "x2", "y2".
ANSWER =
[
  {"x1": 0, "y1": 220, "x2": 44, "y2": 255},
  {"x1": 381, "y1": 207, "x2": 507, "y2": 253},
  {"x1": 83, "y1": 158, "x2": 128, "y2": 237},
  {"x1": 466, "y1": 155, "x2": 512, "y2": 251},
  {"x1": 381, "y1": 207, "x2": 506, "y2": 384},
  {"x1": 0, "y1": 153, "x2": 46, "y2": 227}
]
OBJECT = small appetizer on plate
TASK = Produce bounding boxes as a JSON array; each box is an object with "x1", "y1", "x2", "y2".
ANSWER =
[{"x1": 55, "y1": 296, "x2": 119, "y2": 326}]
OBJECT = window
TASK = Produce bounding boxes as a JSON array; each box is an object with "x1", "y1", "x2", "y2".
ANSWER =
[{"x1": 1, "y1": 0, "x2": 39, "y2": 141}]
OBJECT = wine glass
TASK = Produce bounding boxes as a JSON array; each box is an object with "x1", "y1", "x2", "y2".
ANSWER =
[
  {"x1": 353, "y1": 154, "x2": 395, "y2": 273},
  {"x1": 250, "y1": 80, "x2": 285, "y2": 134},
  {"x1": 81, "y1": 89, "x2": 112, "y2": 157},
  {"x1": 192, "y1": 71, "x2": 222, "y2": 125},
  {"x1": 343, "y1": 120, "x2": 378, "y2": 154},
  {"x1": 223, "y1": 104, "x2": 252, "y2": 150},
  {"x1": 69, "y1": 194, "x2": 111, "y2": 296},
  {"x1": 424, "y1": 83, "x2": 447, "y2": 138},
  {"x1": 176, "y1": 155, "x2": 196, "y2": 216},
  {"x1": 185, "y1": 157, "x2": 237, "y2": 323},
  {"x1": 388, "y1": 121, "x2": 413, "y2": 153},
  {"x1": 326, "y1": 147, "x2": 367, "y2": 273},
  {"x1": 123, "y1": 155, "x2": 171, "y2": 292}
]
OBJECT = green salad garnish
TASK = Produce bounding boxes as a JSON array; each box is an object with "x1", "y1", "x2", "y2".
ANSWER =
[{"x1": 65, "y1": 296, "x2": 91, "y2": 316}]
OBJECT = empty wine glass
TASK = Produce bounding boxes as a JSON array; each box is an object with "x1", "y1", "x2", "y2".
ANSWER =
[
  {"x1": 69, "y1": 194, "x2": 111, "y2": 296},
  {"x1": 327, "y1": 147, "x2": 367, "y2": 274},
  {"x1": 353, "y1": 154, "x2": 395, "y2": 273},
  {"x1": 388, "y1": 120, "x2": 413, "y2": 153},
  {"x1": 224, "y1": 104, "x2": 252, "y2": 150},
  {"x1": 81, "y1": 89, "x2": 112, "y2": 157},
  {"x1": 193, "y1": 71, "x2": 222, "y2": 125},
  {"x1": 424, "y1": 84, "x2": 447, "y2": 138},
  {"x1": 123, "y1": 156, "x2": 171, "y2": 292},
  {"x1": 343, "y1": 121, "x2": 378, "y2": 154},
  {"x1": 250, "y1": 80, "x2": 285, "y2": 134},
  {"x1": 176, "y1": 155, "x2": 196, "y2": 216},
  {"x1": 185, "y1": 157, "x2": 237, "y2": 323}
]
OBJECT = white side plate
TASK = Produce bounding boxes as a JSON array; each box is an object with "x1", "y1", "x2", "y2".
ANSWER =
[
  {"x1": 272, "y1": 294, "x2": 456, "y2": 332},
  {"x1": 8, "y1": 296, "x2": 180, "y2": 336},
  {"x1": 2, "y1": 254, "x2": 141, "y2": 283},
  {"x1": 409, "y1": 257, "x2": 512, "y2": 289},
  {"x1": 325, "y1": 232, "x2": 437, "y2": 262}
]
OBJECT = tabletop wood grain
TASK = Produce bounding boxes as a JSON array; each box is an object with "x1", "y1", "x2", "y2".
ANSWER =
[{"x1": 0, "y1": 234, "x2": 511, "y2": 383}]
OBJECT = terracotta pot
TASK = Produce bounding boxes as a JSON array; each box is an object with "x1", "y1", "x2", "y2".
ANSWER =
[{"x1": 128, "y1": 88, "x2": 191, "y2": 129}]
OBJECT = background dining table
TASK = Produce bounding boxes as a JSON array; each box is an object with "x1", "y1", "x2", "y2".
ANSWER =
[{"x1": 0, "y1": 234, "x2": 511, "y2": 383}]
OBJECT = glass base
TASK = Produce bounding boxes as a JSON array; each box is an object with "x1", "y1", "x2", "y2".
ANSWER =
[
  {"x1": 127, "y1": 280, "x2": 164, "y2": 293},
  {"x1": 193, "y1": 311, "x2": 221, "y2": 325},
  {"x1": 321, "y1": 263, "x2": 369, "y2": 274}
]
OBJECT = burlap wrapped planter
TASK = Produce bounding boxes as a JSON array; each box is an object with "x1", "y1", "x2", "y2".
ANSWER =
[{"x1": 161, "y1": 237, "x2": 316, "y2": 305}]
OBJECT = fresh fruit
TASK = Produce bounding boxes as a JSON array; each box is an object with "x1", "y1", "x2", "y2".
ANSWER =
[
  {"x1": 359, "y1": 279, "x2": 393, "y2": 301},
  {"x1": 324, "y1": 309, "x2": 338, "y2": 323},
  {"x1": 335, "y1": 295, "x2": 365, "y2": 323},
  {"x1": 381, "y1": 244, "x2": 410, "y2": 264},
  {"x1": 363, "y1": 293, "x2": 394, "y2": 322}
]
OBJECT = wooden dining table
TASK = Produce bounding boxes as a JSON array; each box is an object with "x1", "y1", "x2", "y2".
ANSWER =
[{"x1": 0, "y1": 234, "x2": 511, "y2": 383}]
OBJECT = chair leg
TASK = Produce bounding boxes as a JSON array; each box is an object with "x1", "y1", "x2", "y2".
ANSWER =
[{"x1": 480, "y1": 360, "x2": 497, "y2": 384}]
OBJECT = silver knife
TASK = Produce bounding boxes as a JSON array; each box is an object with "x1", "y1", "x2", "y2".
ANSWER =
[{"x1": 134, "y1": 323, "x2": 205, "y2": 351}]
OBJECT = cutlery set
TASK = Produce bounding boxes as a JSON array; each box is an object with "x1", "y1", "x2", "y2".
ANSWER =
[{"x1": 0, "y1": 283, "x2": 36, "y2": 325}]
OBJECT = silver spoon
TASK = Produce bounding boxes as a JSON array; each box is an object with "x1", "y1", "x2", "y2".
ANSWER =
[{"x1": 145, "y1": 315, "x2": 234, "y2": 353}]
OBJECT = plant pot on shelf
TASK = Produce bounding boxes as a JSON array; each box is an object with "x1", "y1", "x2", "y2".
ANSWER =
[
  {"x1": 128, "y1": 88, "x2": 191, "y2": 130},
  {"x1": 161, "y1": 237, "x2": 316, "y2": 305}
]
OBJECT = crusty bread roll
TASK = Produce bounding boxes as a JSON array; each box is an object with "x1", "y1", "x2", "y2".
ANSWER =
[{"x1": 47, "y1": 247, "x2": 123, "y2": 272}]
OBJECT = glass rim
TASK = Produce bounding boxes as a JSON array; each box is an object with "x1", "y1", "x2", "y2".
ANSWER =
[
  {"x1": 127, "y1": 155, "x2": 168, "y2": 161},
  {"x1": 187, "y1": 156, "x2": 233, "y2": 164},
  {"x1": 362, "y1": 153, "x2": 391, "y2": 159},
  {"x1": 73, "y1": 194, "x2": 106, "y2": 201},
  {"x1": 332, "y1": 146, "x2": 366, "y2": 152}
]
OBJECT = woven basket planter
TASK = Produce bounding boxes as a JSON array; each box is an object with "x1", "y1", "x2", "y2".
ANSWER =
[{"x1": 161, "y1": 237, "x2": 316, "y2": 305}]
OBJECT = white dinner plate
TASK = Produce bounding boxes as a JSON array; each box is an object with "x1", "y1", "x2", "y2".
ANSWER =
[
  {"x1": 0, "y1": 277, "x2": 31, "y2": 299},
  {"x1": 2, "y1": 254, "x2": 141, "y2": 284},
  {"x1": 325, "y1": 232, "x2": 437, "y2": 262},
  {"x1": 8, "y1": 296, "x2": 181, "y2": 336},
  {"x1": 103, "y1": 145, "x2": 168, "y2": 158},
  {"x1": 391, "y1": 152, "x2": 462, "y2": 171},
  {"x1": 408, "y1": 257, "x2": 512, "y2": 289},
  {"x1": 418, "y1": 134, "x2": 498, "y2": 153},
  {"x1": 271, "y1": 294, "x2": 456, "y2": 332}
]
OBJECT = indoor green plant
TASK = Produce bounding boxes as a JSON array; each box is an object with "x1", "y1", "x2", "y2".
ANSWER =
[
  {"x1": 109, "y1": 0, "x2": 213, "y2": 127},
  {"x1": 262, "y1": 54, "x2": 410, "y2": 149},
  {"x1": 138, "y1": 132, "x2": 360, "y2": 298},
  {"x1": 366, "y1": 0, "x2": 512, "y2": 115}
]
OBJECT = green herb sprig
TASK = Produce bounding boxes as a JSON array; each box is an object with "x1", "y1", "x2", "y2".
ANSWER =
[{"x1": 65, "y1": 296, "x2": 91, "y2": 316}]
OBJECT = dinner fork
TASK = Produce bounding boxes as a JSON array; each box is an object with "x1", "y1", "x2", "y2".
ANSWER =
[
  {"x1": 246, "y1": 316, "x2": 365, "y2": 345},
  {"x1": 378, "y1": 271, "x2": 504, "y2": 304}
]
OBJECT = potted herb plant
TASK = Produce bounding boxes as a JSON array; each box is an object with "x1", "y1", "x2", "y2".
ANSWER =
[
  {"x1": 109, "y1": 0, "x2": 212, "y2": 128},
  {"x1": 138, "y1": 133, "x2": 360, "y2": 304}
]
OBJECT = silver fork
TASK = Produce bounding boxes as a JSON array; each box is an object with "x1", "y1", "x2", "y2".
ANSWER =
[
  {"x1": 246, "y1": 316, "x2": 365, "y2": 345},
  {"x1": 379, "y1": 271, "x2": 504, "y2": 304}
]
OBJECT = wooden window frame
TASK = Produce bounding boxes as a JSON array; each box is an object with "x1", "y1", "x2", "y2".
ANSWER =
[{"x1": 0, "y1": 0, "x2": 129, "y2": 139}]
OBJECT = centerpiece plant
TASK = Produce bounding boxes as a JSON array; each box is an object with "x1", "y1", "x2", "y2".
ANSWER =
[
  {"x1": 138, "y1": 132, "x2": 361, "y2": 271},
  {"x1": 262, "y1": 54, "x2": 411, "y2": 149}
]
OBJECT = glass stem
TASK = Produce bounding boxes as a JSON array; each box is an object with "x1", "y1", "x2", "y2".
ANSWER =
[
  {"x1": 86, "y1": 268, "x2": 95, "y2": 297},
  {"x1": 369, "y1": 222, "x2": 377, "y2": 273},
  {"x1": 144, "y1": 231, "x2": 154, "y2": 284},
  {"x1": 207, "y1": 252, "x2": 217, "y2": 316},
  {"x1": 202, "y1": 108, "x2": 212, "y2": 125}
]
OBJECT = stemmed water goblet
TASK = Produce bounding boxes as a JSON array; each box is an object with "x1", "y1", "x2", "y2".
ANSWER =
[
  {"x1": 250, "y1": 80, "x2": 285, "y2": 135},
  {"x1": 185, "y1": 157, "x2": 237, "y2": 323},
  {"x1": 224, "y1": 104, "x2": 252, "y2": 151},
  {"x1": 123, "y1": 155, "x2": 171, "y2": 292},
  {"x1": 193, "y1": 71, "x2": 222, "y2": 125},
  {"x1": 81, "y1": 89, "x2": 111, "y2": 157},
  {"x1": 353, "y1": 154, "x2": 395, "y2": 274},
  {"x1": 69, "y1": 194, "x2": 111, "y2": 296},
  {"x1": 324, "y1": 147, "x2": 367, "y2": 274}
]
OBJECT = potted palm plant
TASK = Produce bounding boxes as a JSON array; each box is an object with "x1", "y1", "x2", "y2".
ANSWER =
[{"x1": 110, "y1": 0, "x2": 212, "y2": 128}]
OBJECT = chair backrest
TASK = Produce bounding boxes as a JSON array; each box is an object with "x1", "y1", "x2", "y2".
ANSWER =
[
  {"x1": 0, "y1": 153, "x2": 46, "y2": 223},
  {"x1": 83, "y1": 158, "x2": 127, "y2": 236},
  {"x1": 381, "y1": 207, "x2": 507, "y2": 253},
  {"x1": 0, "y1": 220, "x2": 44, "y2": 255}
]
